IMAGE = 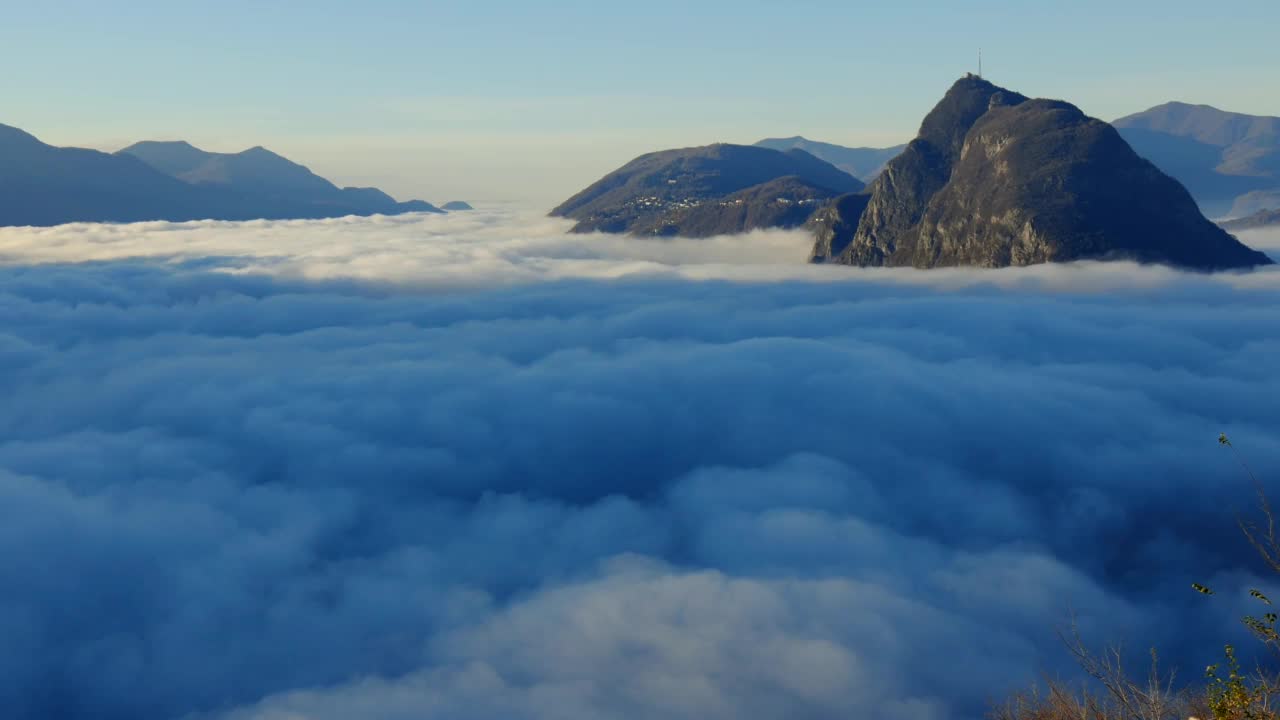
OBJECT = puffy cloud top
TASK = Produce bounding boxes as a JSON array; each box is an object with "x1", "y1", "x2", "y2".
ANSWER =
[{"x1": 0, "y1": 211, "x2": 1278, "y2": 720}]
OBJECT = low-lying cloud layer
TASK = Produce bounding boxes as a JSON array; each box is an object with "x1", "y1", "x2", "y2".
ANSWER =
[{"x1": 1, "y1": 210, "x2": 1278, "y2": 720}]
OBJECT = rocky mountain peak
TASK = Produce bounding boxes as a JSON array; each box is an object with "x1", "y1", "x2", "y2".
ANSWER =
[{"x1": 813, "y1": 77, "x2": 1271, "y2": 270}]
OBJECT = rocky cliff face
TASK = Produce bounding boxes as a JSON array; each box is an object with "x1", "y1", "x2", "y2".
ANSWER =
[
  {"x1": 819, "y1": 76, "x2": 1272, "y2": 270},
  {"x1": 808, "y1": 192, "x2": 871, "y2": 262},
  {"x1": 835, "y1": 77, "x2": 1028, "y2": 266}
]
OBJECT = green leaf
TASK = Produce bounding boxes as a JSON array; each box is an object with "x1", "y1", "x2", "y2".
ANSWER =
[
  {"x1": 1250, "y1": 589, "x2": 1272, "y2": 605},
  {"x1": 1193, "y1": 583, "x2": 1216, "y2": 595}
]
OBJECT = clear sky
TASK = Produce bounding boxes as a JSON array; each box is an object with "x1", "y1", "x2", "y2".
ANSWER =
[{"x1": 3, "y1": 0, "x2": 1278, "y2": 206}]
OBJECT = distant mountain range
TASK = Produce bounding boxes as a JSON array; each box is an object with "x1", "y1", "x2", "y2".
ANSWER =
[
  {"x1": 814, "y1": 76, "x2": 1270, "y2": 270},
  {"x1": 550, "y1": 144, "x2": 863, "y2": 237},
  {"x1": 0, "y1": 122, "x2": 464, "y2": 227},
  {"x1": 1113, "y1": 103, "x2": 1280, "y2": 218},
  {"x1": 752, "y1": 137, "x2": 905, "y2": 182},
  {"x1": 552, "y1": 80, "x2": 1270, "y2": 270}
]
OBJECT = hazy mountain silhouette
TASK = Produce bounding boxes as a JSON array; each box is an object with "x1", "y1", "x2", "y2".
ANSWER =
[
  {"x1": 816, "y1": 76, "x2": 1271, "y2": 270},
  {"x1": 754, "y1": 137, "x2": 905, "y2": 182},
  {"x1": 551, "y1": 143, "x2": 863, "y2": 236},
  {"x1": 118, "y1": 140, "x2": 443, "y2": 216},
  {"x1": 120, "y1": 141, "x2": 338, "y2": 194},
  {"x1": 0, "y1": 123, "x2": 446, "y2": 227},
  {"x1": 0, "y1": 124, "x2": 234, "y2": 227},
  {"x1": 1113, "y1": 103, "x2": 1280, "y2": 217},
  {"x1": 1220, "y1": 207, "x2": 1280, "y2": 231},
  {"x1": 441, "y1": 201, "x2": 474, "y2": 211}
]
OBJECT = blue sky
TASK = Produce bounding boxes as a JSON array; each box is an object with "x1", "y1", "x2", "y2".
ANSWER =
[{"x1": 3, "y1": 0, "x2": 1278, "y2": 204}]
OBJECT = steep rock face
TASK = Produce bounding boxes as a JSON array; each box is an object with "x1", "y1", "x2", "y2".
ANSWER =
[
  {"x1": 838, "y1": 76, "x2": 1028, "y2": 266},
  {"x1": 807, "y1": 192, "x2": 872, "y2": 262},
  {"x1": 551, "y1": 144, "x2": 863, "y2": 236},
  {"x1": 820, "y1": 77, "x2": 1272, "y2": 270}
]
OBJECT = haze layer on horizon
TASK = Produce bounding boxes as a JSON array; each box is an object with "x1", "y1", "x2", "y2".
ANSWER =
[{"x1": 4, "y1": 0, "x2": 1279, "y2": 205}]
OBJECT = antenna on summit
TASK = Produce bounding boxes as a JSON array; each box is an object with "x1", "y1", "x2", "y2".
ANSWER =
[{"x1": 978, "y1": 48, "x2": 983, "y2": 79}]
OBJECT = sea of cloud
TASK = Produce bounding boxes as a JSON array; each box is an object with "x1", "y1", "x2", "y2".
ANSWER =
[{"x1": 1, "y1": 210, "x2": 1278, "y2": 720}]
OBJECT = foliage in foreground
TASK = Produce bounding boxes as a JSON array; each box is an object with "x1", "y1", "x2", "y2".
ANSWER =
[{"x1": 991, "y1": 434, "x2": 1278, "y2": 720}]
